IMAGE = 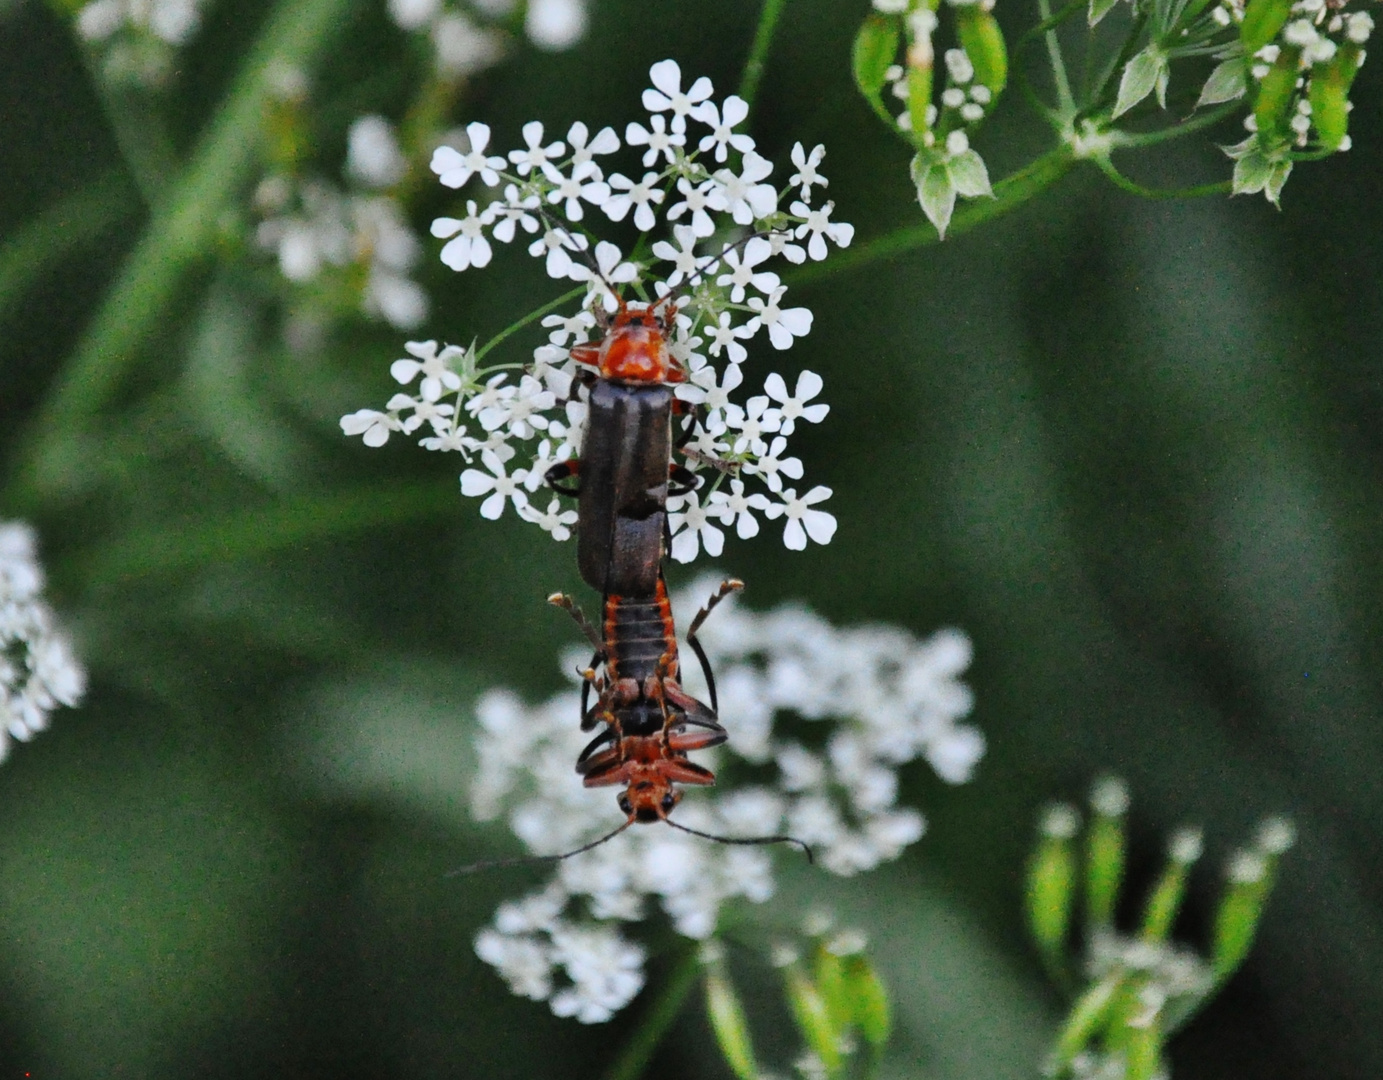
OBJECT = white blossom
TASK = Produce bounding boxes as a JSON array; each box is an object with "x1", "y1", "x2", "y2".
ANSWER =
[
  {"x1": 692, "y1": 96, "x2": 755, "y2": 162},
  {"x1": 709, "y1": 151, "x2": 778, "y2": 224},
  {"x1": 763, "y1": 370, "x2": 830, "y2": 434},
  {"x1": 432, "y1": 123, "x2": 507, "y2": 189},
  {"x1": 788, "y1": 142, "x2": 829, "y2": 200},
  {"x1": 764, "y1": 486, "x2": 838, "y2": 550},
  {"x1": 642, "y1": 59, "x2": 714, "y2": 134},
  {"x1": 460, "y1": 448, "x2": 530, "y2": 519},
  {"x1": 603, "y1": 171, "x2": 666, "y2": 231}
]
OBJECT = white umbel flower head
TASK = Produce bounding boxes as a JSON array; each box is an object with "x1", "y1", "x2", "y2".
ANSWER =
[
  {"x1": 343, "y1": 60, "x2": 853, "y2": 562},
  {"x1": 467, "y1": 578, "x2": 978, "y2": 1019}
]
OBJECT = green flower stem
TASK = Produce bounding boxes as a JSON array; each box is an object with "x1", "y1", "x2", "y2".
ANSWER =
[
  {"x1": 69, "y1": 478, "x2": 459, "y2": 588},
  {"x1": 738, "y1": 0, "x2": 790, "y2": 111},
  {"x1": 1038, "y1": 0, "x2": 1077, "y2": 114},
  {"x1": 1095, "y1": 157, "x2": 1231, "y2": 198},
  {"x1": 603, "y1": 946, "x2": 702, "y2": 1080},
  {"x1": 476, "y1": 285, "x2": 587, "y2": 363},
  {"x1": 786, "y1": 145, "x2": 1076, "y2": 288},
  {"x1": 0, "y1": 171, "x2": 134, "y2": 326},
  {"x1": 13, "y1": 0, "x2": 360, "y2": 506},
  {"x1": 1110, "y1": 101, "x2": 1239, "y2": 147}
]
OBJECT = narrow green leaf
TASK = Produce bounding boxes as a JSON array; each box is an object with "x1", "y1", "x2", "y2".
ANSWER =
[
  {"x1": 705, "y1": 967, "x2": 760, "y2": 1080},
  {"x1": 1307, "y1": 45, "x2": 1362, "y2": 150},
  {"x1": 1025, "y1": 807, "x2": 1079, "y2": 962},
  {"x1": 1140, "y1": 830, "x2": 1200, "y2": 943},
  {"x1": 955, "y1": 8, "x2": 1008, "y2": 94},
  {"x1": 786, "y1": 964, "x2": 842, "y2": 1076},
  {"x1": 1253, "y1": 48, "x2": 1300, "y2": 144},
  {"x1": 1085, "y1": 813, "x2": 1126, "y2": 931},
  {"x1": 1050, "y1": 973, "x2": 1123, "y2": 1070},
  {"x1": 1124, "y1": 1014, "x2": 1163, "y2": 1080},
  {"x1": 843, "y1": 955, "x2": 893, "y2": 1047},
  {"x1": 853, "y1": 14, "x2": 901, "y2": 100},
  {"x1": 1089, "y1": 0, "x2": 1122, "y2": 26},
  {"x1": 1240, "y1": 0, "x2": 1294, "y2": 51}
]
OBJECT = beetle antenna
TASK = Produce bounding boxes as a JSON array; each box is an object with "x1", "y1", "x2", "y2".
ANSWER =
[
  {"x1": 665, "y1": 819, "x2": 814, "y2": 863},
  {"x1": 446, "y1": 820, "x2": 634, "y2": 876}
]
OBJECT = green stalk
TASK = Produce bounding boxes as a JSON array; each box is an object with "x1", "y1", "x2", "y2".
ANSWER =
[
  {"x1": 70, "y1": 479, "x2": 459, "y2": 587},
  {"x1": 602, "y1": 947, "x2": 702, "y2": 1080},
  {"x1": 786, "y1": 145, "x2": 1077, "y2": 288},
  {"x1": 13, "y1": 0, "x2": 360, "y2": 506},
  {"x1": 738, "y1": 0, "x2": 790, "y2": 111},
  {"x1": 0, "y1": 172, "x2": 134, "y2": 326}
]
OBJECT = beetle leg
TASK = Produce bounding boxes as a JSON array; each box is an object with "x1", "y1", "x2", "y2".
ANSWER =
[
  {"x1": 668, "y1": 463, "x2": 700, "y2": 496},
  {"x1": 545, "y1": 459, "x2": 582, "y2": 496},
  {"x1": 548, "y1": 592, "x2": 603, "y2": 651},
  {"x1": 685, "y1": 579, "x2": 743, "y2": 715}
]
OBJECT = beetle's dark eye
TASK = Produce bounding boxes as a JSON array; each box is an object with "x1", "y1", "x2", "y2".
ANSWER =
[
  {"x1": 661, "y1": 793, "x2": 676, "y2": 811},
  {"x1": 618, "y1": 794, "x2": 632, "y2": 815}
]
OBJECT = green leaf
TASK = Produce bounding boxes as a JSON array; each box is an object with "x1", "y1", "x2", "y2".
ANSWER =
[
  {"x1": 908, "y1": 63, "x2": 934, "y2": 138},
  {"x1": 1196, "y1": 58, "x2": 1248, "y2": 108},
  {"x1": 1308, "y1": 45, "x2": 1362, "y2": 150},
  {"x1": 1050, "y1": 973, "x2": 1124, "y2": 1070},
  {"x1": 1025, "y1": 817, "x2": 1078, "y2": 966},
  {"x1": 1085, "y1": 811, "x2": 1126, "y2": 930},
  {"x1": 1124, "y1": 1013, "x2": 1163, "y2": 1080},
  {"x1": 949, "y1": 149, "x2": 993, "y2": 198},
  {"x1": 912, "y1": 153, "x2": 957, "y2": 239},
  {"x1": 1112, "y1": 46, "x2": 1167, "y2": 118},
  {"x1": 1089, "y1": 0, "x2": 1122, "y2": 27},
  {"x1": 1253, "y1": 47, "x2": 1300, "y2": 144},
  {"x1": 813, "y1": 947, "x2": 852, "y2": 1033},
  {"x1": 1264, "y1": 159, "x2": 1292, "y2": 205},
  {"x1": 1140, "y1": 833, "x2": 1199, "y2": 942}
]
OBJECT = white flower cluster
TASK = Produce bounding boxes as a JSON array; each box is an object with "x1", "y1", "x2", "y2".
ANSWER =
[
  {"x1": 75, "y1": 0, "x2": 204, "y2": 46},
  {"x1": 256, "y1": 114, "x2": 430, "y2": 332},
  {"x1": 72, "y1": 0, "x2": 206, "y2": 84},
  {"x1": 342, "y1": 60, "x2": 855, "y2": 559},
  {"x1": 0, "y1": 523, "x2": 86, "y2": 763},
  {"x1": 467, "y1": 576, "x2": 980, "y2": 1022}
]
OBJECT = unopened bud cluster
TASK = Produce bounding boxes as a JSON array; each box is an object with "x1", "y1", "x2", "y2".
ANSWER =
[
  {"x1": 703, "y1": 912, "x2": 892, "y2": 1080},
  {"x1": 1026, "y1": 778, "x2": 1296, "y2": 1080},
  {"x1": 855, "y1": 0, "x2": 1007, "y2": 236}
]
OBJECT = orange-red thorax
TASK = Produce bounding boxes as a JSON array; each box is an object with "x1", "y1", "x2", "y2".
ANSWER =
[{"x1": 579, "y1": 304, "x2": 685, "y2": 384}]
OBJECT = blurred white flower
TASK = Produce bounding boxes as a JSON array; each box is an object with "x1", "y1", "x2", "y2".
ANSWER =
[{"x1": 0, "y1": 523, "x2": 86, "y2": 763}]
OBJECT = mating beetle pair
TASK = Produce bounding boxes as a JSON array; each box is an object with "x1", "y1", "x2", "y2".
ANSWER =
[{"x1": 540, "y1": 295, "x2": 808, "y2": 858}]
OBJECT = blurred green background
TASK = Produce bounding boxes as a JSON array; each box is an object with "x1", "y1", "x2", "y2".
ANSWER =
[{"x1": 2, "y1": 0, "x2": 1381, "y2": 1076}]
